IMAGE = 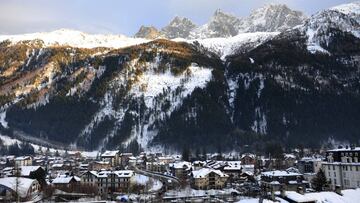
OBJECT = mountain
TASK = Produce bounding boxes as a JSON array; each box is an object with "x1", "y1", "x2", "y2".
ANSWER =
[
  {"x1": 0, "y1": 2, "x2": 359, "y2": 152},
  {"x1": 0, "y1": 29, "x2": 148, "y2": 48},
  {"x1": 190, "y1": 9, "x2": 242, "y2": 39},
  {"x1": 239, "y1": 4, "x2": 307, "y2": 33},
  {"x1": 134, "y1": 26, "x2": 162, "y2": 39},
  {"x1": 161, "y1": 17, "x2": 197, "y2": 39}
]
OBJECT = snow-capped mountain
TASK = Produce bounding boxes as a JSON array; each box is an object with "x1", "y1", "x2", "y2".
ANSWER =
[
  {"x1": 0, "y1": 29, "x2": 148, "y2": 48},
  {"x1": 239, "y1": 4, "x2": 307, "y2": 33},
  {"x1": 161, "y1": 16, "x2": 197, "y2": 39},
  {"x1": 134, "y1": 26, "x2": 162, "y2": 39},
  {"x1": 190, "y1": 9, "x2": 242, "y2": 39},
  {"x1": 330, "y1": 1, "x2": 360, "y2": 23},
  {"x1": 300, "y1": 2, "x2": 360, "y2": 54},
  {"x1": 0, "y1": 2, "x2": 359, "y2": 152}
]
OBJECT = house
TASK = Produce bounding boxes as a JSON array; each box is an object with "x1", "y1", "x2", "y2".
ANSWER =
[
  {"x1": 90, "y1": 161, "x2": 112, "y2": 171},
  {"x1": 146, "y1": 161, "x2": 167, "y2": 173},
  {"x1": 15, "y1": 156, "x2": 33, "y2": 166},
  {"x1": 222, "y1": 161, "x2": 242, "y2": 180},
  {"x1": 283, "y1": 154, "x2": 297, "y2": 169},
  {"x1": 0, "y1": 177, "x2": 40, "y2": 202},
  {"x1": 119, "y1": 153, "x2": 133, "y2": 167},
  {"x1": 240, "y1": 153, "x2": 256, "y2": 165},
  {"x1": 169, "y1": 161, "x2": 191, "y2": 179},
  {"x1": 191, "y1": 168, "x2": 229, "y2": 189},
  {"x1": 261, "y1": 170, "x2": 308, "y2": 192},
  {"x1": 52, "y1": 174, "x2": 81, "y2": 189},
  {"x1": 101, "y1": 151, "x2": 119, "y2": 167},
  {"x1": 322, "y1": 146, "x2": 360, "y2": 189},
  {"x1": 298, "y1": 157, "x2": 323, "y2": 174},
  {"x1": 81, "y1": 170, "x2": 134, "y2": 195}
]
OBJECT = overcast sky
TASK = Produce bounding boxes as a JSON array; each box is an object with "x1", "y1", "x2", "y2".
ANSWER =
[{"x1": 0, "y1": 0, "x2": 356, "y2": 36}]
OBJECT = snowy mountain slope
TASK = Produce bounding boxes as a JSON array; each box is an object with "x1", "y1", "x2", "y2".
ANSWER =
[
  {"x1": 330, "y1": 1, "x2": 360, "y2": 23},
  {"x1": 0, "y1": 39, "x2": 222, "y2": 151},
  {"x1": 0, "y1": 29, "x2": 149, "y2": 48},
  {"x1": 300, "y1": 2, "x2": 360, "y2": 54},
  {"x1": 192, "y1": 32, "x2": 279, "y2": 60}
]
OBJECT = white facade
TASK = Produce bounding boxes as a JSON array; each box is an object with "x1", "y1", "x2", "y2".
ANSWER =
[{"x1": 323, "y1": 163, "x2": 360, "y2": 189}]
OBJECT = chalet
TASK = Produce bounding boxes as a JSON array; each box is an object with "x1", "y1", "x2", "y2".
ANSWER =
[
  {"x1": 52, "y1": 174, "x2": 81, "y2": 188},
  {"x1": 0, "y1": 177, "x2": 40, "y2": 202},
  {"x1": 191, "y1": 168, "x2": 229, "y2": 189},
  {"x1": 240, "y1": 153, "x2": 256, "y2": 165}
]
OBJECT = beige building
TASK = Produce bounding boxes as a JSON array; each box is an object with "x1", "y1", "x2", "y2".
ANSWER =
[
  {"x1": 101, "y1": 151, "x2": 119, "y2": 167},
  {"x1": 81, "y1": 170, "x2": 134, "y2": 195},
  {"x1": 15, "y1": 156, "x2": 33, "y2": 166},
  {"x1": 191, "y1": 168, "x2": 229, "y2": 189}
]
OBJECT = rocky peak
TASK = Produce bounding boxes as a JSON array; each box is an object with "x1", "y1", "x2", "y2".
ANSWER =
[
  {"x1": 161, "y1": 16, "x2": 197, "y2": 39},
  {"x1": 190, "y1": 9, "x2": 241, "y2": 39},
  {"x1": 239, "y1": 4, "x2": 307, "y2": 33},
  {"x1": 134, "y1": 26, "x2": 161, "y2": 39}
]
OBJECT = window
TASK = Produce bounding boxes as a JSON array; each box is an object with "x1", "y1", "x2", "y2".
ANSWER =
[
  {"x1": 334, "y1": 179, "x2": 337, "y2": 184},
  {"x1": 333, "y1": 165, "x2": 335, "y2": 170},
  {"x1": 334, "y1": 172, "x2": 336, "y2": 177},
  {"x1": 328, "y1": 165, "x2": 331, "y2": 170}
]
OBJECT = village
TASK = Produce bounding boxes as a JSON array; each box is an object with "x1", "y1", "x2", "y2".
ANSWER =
[{"x1": 0, "y1": 145, "x2": 359, "y2": 203}]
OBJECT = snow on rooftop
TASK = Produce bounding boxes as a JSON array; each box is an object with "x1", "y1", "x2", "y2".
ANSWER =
[
  {"x1": 101, "y1": 150, "x2": 119, "y2": 157},
  {"x1": 283, "y1": 188, "x2": 360, "y2": 203},
  {"x1": 20, "y1": 166, "x2": 42, "y2": 176},
  {"x1": 262, "y1": 170, "x2": 302, "y2": 177},
  {"x1": 0, "y1": 177, "x2": 38, "y2": 198},
  {"x1": 192, "y1": 168, "x2": 228, "y2": 178},
  {"x1": 52, "y1": 175, "x2": 80, "y2": 184}
]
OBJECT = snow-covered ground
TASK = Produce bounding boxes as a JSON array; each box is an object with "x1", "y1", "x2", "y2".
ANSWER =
[
  {"x1": 0, "y1": 134, "x2": 98, "y2": 158},
  {"x1": 131, "y1": 174, "x2": 163, "y2": 192}
]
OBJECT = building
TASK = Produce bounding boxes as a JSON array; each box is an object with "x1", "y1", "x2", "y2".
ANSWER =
[
  {"x1": 191, "y1": 168, "x2": 229, "y2": 189},
  {"x1": 240, "y1": 153, "x2": 256, "y2": 165},
  {"x1": 323, "y1": 146, "x2": 360, "y2": 189},
  {"x1": 100, "y1": 151, "x2": 119, "y2": 167},
  {"x1": 81, "y1": 170, "x2": 134, "y2": 195},
  {"x1": 14, "y1": 156, "x2": 33, "y2": 166},
  {"x1": 90, "y1": 161, "x2": 112, "y2": 171},
  {"x1": 169, "y1": 161, "x2": 191, "y2": 179},
  {"x1": 261, "y1": 170, "x2": 308, "y2": 192},
  {"x1": 0, "y1": 177, "x2": 40, "y2": 202},
  {"x1": 52, "y1": 174, "x2": 81, "y2": 188},
  {"x1": 298, "y1": 157, "x2": 323, "y2": 174}
]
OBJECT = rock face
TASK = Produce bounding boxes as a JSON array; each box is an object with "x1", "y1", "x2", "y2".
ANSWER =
[
  {"x1": 190, "y1": 9, "x2": 242, "y2": 39},
  {"x1": 134, "y1": 26, "x2": 162, "y2": 39},
  {"x1": 0, "y1": 2, "x2": 359, "y2": 152},
  {"x1": 161, "y1": 16, "x2": 197, "y2": 39},
  {"x1": 239, "y1": 4, "x2": 307, "y2": 33}
]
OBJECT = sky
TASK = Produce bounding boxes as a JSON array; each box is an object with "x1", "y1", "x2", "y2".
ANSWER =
[{"x1": 0, "y1": 0, "x2": 356, "y2": 36}]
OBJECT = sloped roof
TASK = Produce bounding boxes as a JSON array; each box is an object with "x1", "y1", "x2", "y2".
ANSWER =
[{"x1": 0, "y1": 177, "x2": 38, "y2": 198}]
